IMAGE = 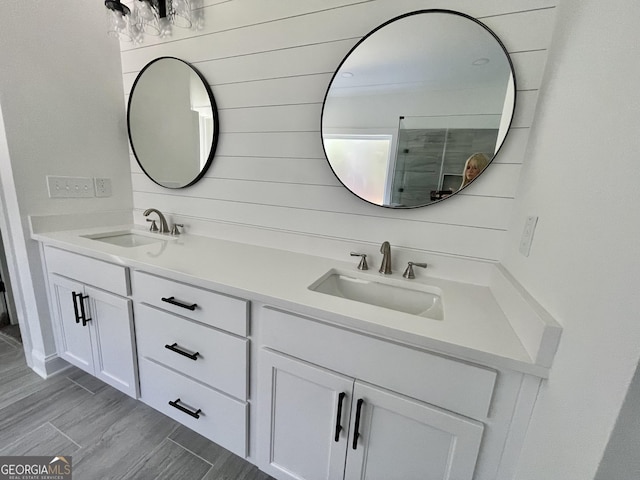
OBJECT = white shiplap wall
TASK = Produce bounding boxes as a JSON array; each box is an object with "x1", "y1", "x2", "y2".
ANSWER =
[{"x1": 120, "y1": 0, "x2": 556, "y2": 284}]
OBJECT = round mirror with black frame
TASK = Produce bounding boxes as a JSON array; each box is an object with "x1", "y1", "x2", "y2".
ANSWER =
[
  {"x1": 128, "y1": 57, "x2": 219, "y2": 189},
  {"x1": 321, "y1": 10, "x2": 516, "y2": 208}
]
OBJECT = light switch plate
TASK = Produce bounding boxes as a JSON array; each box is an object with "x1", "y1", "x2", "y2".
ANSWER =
[
  {"x1": 519, "y1": 215, "x2": 538, "y2": 257},
  {"x1": 47, "y1": 176, "x2": 94, "y2": 198}
]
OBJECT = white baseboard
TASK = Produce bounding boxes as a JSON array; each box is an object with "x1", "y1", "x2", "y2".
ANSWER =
[{"x1": 30, "y1": 349, "x2": 71, "y2": 379}]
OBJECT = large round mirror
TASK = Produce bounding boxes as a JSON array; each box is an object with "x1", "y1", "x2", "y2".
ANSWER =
[
  {"x1": 128, "y1": 57, "x2": 219, "y2": 189},
  {"x1": 321, "y1": 10, "x2": 516, "y2": 208}
]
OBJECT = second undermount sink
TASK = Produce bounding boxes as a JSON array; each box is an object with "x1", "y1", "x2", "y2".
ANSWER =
[
  {"x1": 309, "y1": 269, "x2": 444, "y2": 320},
  {"x1": 82, "y1": 230, "x2": 174, "y2": 248}
]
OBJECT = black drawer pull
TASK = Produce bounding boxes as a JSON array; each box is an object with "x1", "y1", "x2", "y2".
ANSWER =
[
  {"x1": 352, "y1": 398, "x2": 364, "y2": 450},
  {"x1": 79, "y1": 294, "x2": 91, "y2": 326},
  {"x1": 165, "y1": 343, "x2": 200, "y2": 361},
  {"x1": 71, "y1": 292, "x2": 82, "y2": 324},
  {"x1": 161, "y1": 296, "x2": 197, "y2": 311},
  {"x1": 334, "y1": 392, "x2": 346, "y2": 442},
  {"x1": 168, "y1": 398, "x2": 201, "y2": 419}
]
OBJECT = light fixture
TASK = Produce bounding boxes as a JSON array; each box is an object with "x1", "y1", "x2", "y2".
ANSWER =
[
  {"x1": 134, "y1": 0, "x2": 163, "y2": 37},
  {"x1": 170, "y1": 0, "x2": 193, "y2": 28},
  {"x1": 105, "y1": 0, "x2": 192, "y2": 43},
  {"x1": 105, "y1": 0, "x2": 136, "y2": 42}
]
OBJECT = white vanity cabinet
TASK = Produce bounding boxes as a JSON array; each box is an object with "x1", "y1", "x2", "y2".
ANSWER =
[
  {"x1": 258, "y1": 349, "x2": 483, "y2": 480},
  {"x1": 44, "y1": 246, "x2": 138, "y2": 397},
  {"x1": 342, "y1": 382, "x2": 483, "y2": 480},
  {"x1": 256, "y1": 306, "x2": 503, "y2": 480},
  {"x1": 132, "y1": 270, "x2": 250, "y2": 457},
  {"x1": 34, "y1": 229, "x2": 553, "y2": 480}
]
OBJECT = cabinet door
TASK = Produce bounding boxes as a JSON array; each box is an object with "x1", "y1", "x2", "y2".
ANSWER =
[
  {"x1": 85, "y1": 286, "x2": 138, "y2": 398},
  {"x1": 344, "y1": 382, "x2": 484, "y2": 480},
  {"x1": 49, "y1": 275, "x2": 93, "y2": 372},
  {"x1": 257, "y1": 349, "x2": 353, "y2": 480}
]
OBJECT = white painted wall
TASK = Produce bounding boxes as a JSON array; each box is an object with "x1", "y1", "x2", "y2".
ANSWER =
[
  {"x1": 121, "y1": 0, "x2": 557, "y2": 284},
  {"x1": 501, "y1": 0, "x2": 640, "y2": 478},
  {"x1": 0, "y1": 0, "x2": 132, "y2": 373}
]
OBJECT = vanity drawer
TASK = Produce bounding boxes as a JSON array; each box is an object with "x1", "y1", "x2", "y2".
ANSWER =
[
  {"x1": 138, "y1": 357, "x2": 247, "y2": 458},
  {"x1": 261, "y1": 307, "x2": 497, "y2": 420},
  {"x1": 133, "y1": 270, "x2": 248, "y2": 337},
  {"x1": 44, "y1": 246, "x2": 129, "y2": 296},
  {"x1": 135, "y1": 303, "x2": 248, "y2": 400}
]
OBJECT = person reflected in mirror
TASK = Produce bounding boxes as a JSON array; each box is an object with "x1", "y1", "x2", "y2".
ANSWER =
[{"x1": 459, "y1": 153, "x2": 490, "y2": 190}]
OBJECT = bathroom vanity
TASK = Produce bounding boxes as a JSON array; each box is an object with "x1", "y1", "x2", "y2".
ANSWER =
[{"x1": 32, "y1": 222, "x2": 560, "y2": 480}]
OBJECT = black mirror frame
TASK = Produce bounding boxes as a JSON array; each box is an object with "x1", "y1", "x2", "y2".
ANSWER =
[
  {"x1": 320, "y1": 9, "x2": 517, "y2": 209},
  {"x1": 127, "y1": 56, "x2": 220, "y2": 189}
]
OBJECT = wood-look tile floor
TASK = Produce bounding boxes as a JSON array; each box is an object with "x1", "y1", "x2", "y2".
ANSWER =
[{"x1": 0, "y1": 332, "x2": 274, "y2": 480}]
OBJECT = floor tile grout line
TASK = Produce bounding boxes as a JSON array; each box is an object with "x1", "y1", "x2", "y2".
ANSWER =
[
  {"x1": 0, "y1": 343, "x2": 19, "y2": 353},
  {"x1": 119, "y1": 426, "x2": 187, "y2": 480},
  {"x1": 0, "y1": 331, "x2": 22, "y2": 349},
  {"x1": 137, "y1": 435, "x2": 176, "y2": 472},
  {"x1": 48, "y1": 421, "x2": 83, "y2": 450},
  {"x1": 166, "y1": 436, "x2": 216, "y2": 467},
  {"x1": 201, "y1": 463, "x2": 214, "y2": 480},
  {"x1": 65, "y1": 376, "x2": 98, "y2": 395},
  {"x1": 0, "y1": 349, "x2": 25, "y2": 364},
  {"x1": 0, "y1": 421, "x2": 51, "y2": 455}
]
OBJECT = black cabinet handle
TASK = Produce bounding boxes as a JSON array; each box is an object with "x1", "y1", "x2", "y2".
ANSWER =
[
  {"x1": 79, "y1": 295, "x2": 91, "y2": 326},
  {"x1": 162, "y1": 296, "x2": 197, "y2": 311},
  {"x1": 334, "y1": 392, "x2": 346, "y2": 442},
  {"x1": 352, "y1": 398, "x2": 364, "y2": 450},
  {"x1": 165, "y1": 343, "x2": 200, "y2": 361},
  {"x1": 71, "y1": 292, "x2": 81, "y2": 324},
  {"x1": 168, "y1": 398, "x2": 201, "y2": 419}
]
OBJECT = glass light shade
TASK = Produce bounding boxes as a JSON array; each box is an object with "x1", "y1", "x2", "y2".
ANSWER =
[
  {"x1": 170, "y1": 0, "x2": 192, "y2": 28},
  {"x1": 106, "y1": 8, "x2": 134, "y2": 42},
  {"x1": 135, "y1": 0, "x2": 161, "y2": 35}
]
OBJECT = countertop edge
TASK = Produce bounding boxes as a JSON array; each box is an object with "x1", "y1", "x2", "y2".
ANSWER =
[{"x1": 32, "y1": 225, "x2": 554, "y2": 378}]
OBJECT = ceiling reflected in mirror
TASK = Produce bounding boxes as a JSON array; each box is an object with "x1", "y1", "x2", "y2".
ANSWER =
[{"x1": 321, "y1": 10, "x2": 516, "y2": 208}]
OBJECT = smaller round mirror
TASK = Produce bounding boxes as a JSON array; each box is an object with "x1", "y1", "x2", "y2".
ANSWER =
[
  {"x1": 321, "y1": 10, "x2": 516, "y2": 208},
  {"x1": 128, "y1": 57, "x2": 219, "y2": 188}
]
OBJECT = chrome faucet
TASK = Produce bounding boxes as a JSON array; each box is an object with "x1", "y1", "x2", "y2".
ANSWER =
[
  {"x1": 379, "y1": 241, "x2": 392, "y2": 274},
  {"x1": 143, "y1": 208, "x2": 169, "y2": 234}
]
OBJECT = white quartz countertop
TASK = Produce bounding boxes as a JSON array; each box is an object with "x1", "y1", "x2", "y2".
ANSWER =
[{"x1": 32, "y1": 224, "x2": 551, "y2": 377}]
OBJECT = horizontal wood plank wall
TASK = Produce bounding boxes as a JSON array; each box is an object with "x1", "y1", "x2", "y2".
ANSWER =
[{"x1": 119, "y1": 0, "x2": 556, "y2": 280}]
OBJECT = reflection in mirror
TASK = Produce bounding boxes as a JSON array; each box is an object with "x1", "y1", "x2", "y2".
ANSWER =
[
  {"x1": 321, "y1": 10, "x2": 515, "y2": 208},
  {"x1": 128, "y1": 57, "x2": 218, "y2": 189}
]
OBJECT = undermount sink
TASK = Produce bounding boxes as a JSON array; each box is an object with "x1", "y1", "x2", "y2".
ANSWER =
[
  {"x1": 309, "y1": 269, "x2": 444, "y2": 320},
  {"x1": 82, "y1": 230, "x2": 173, "y2": 248}
]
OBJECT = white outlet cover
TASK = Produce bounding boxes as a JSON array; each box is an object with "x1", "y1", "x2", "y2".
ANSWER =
[{"x1": 94, "y1": 178, "x2": 112, "y2": 197}]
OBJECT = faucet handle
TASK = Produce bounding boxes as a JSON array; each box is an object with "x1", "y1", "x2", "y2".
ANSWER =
[
  {"x1": 146, "y1": 219, "x2": 159, "y2": 232},
  {"x1": 170, "y1": 223, "x2": 184, "y2": 236},
  {"x1": 402, "y1": 262, "x2": 427, "y2": 279},
  {"x1": 350, "y1": 252, "x2": 369, "y2": 270}
]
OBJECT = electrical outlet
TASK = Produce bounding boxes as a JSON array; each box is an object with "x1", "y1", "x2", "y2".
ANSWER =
[
  {"x1": 47, "y1": 176, "x2": 94, "y2": 198},
  {"x1": 94, "y1": 178, "x2": 112, "y2": 197},
  {"x1": 519, "y1": 215, "x2": 538, "y2": 257}
]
